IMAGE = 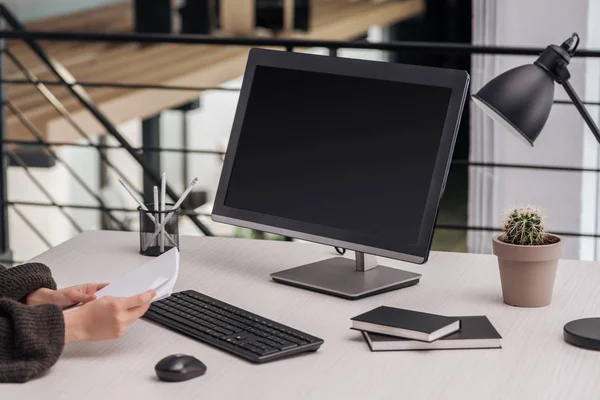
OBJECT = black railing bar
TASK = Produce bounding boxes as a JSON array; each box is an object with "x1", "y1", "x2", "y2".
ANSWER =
[
  {"x1": 436, "y1": 224, "x2": 500, "y2": 232},
  {"x1": 471, "y1": 95, "x2": 599, "y2": 108},
  {"x1": 5, "y1": 138, "x2": 600, "y2": 173},
  {"x1": 6, "y1": 200, "x2": 213, "y2": 217},
  {"x1": 5, "y1": 49, "x2": 145, "y2": 201},
  {"x1": 9, "y1": 204, "x2": 52, "y2": 248},
  {"x1": 5, "y1": 148, "x2": 83, "y2": 233},
  {"x1": 5, "y1": 100, "x2": 129, "y2": 230},
  {"x1": 0, "y1": 9, "x2": 213, "y2": 236},
  {"x1": 469, "y1": 94, "x2": 600, "y2": 108},
  {"x1": 6, "y1": 200, "x2": 600, "y2": 239},
  {"x1": 5, "y1": 78, "x2": 600, "y2": 107},
  {"x1": 3, "y1": 138, "x2": 225, "y2": 155},
  {"x1": 6, "y1": 138, "x2": 600, "y2": 172},
  {"x1": 453, "y1": 160, "x2": 600, "y2": 173},
  {"x1": 2, "y1": 78, "x2": 241, "y2": 93},
  {"x1": 554, "y1": 99, "x2": 600, "y2": 107},
  {"x1": 7, "y1": 135, "x2": 600, "y2": 172},
  {"x1": 435, "y1": 224, "x2": 600, "y2": 239},
  {"x1": 2, "y1": 28, "x2": 600, "y2": 57}
]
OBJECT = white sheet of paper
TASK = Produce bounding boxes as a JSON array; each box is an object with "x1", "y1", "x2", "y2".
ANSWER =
[
  {"x1": 152, "y1": 249, "x2": 180, "y2": 301},
  {"x1": 93, "y1": 248, "x2": 179, "y2": 302},
  {"x1": 64, "y1": 248, "x2": 180, "y2": 313}
]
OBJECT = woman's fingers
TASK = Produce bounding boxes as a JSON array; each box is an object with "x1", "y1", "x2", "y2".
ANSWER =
[
  {"x1": 122, "y1": 290, "x2": 156, "y2": 310},
  {"x1": 66, "y1": 289, "x2": 96, "y2": 304},
  {"x1": 128, "y1": 302, "x2": 152, "y2": 319},
  {"x1": 94, "y1": 283, "x2": 110, "y2": 291}
]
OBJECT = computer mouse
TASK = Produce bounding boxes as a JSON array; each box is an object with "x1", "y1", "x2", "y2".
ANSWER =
[{"x1": 155, "y1": 354, "x2": 207, "y2": 382}]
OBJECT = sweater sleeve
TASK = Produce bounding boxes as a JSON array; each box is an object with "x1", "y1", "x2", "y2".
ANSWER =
[
  {"x1": 0, "y1": 263, "x2": 57, "y2": 301},
  {"x1": 0, "y1": 299, "x2": 65, "y2": 383}
]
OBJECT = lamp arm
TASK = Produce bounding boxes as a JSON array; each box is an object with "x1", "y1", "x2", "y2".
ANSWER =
[{"x1": 562, "y1": 80, "x2": 600, "y2": 144}]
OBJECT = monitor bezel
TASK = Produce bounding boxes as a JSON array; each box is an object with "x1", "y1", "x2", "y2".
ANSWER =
[{"x1": 212, "y1": 48, "x2": 470, "y2": 264}]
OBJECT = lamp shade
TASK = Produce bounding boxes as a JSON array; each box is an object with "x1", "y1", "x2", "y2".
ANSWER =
[{"x1": 472, "y1": 64, "x2": 555, "y2": 146}]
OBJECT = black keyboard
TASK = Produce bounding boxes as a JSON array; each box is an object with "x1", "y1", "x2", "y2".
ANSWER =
[{"x1": 144, "y1": 290, "x2": 324, "y2": 363}]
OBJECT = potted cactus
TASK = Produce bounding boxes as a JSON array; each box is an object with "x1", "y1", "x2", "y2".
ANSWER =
[{"x1": 492, "y1": 206, "x2": 563, "y2": 307}]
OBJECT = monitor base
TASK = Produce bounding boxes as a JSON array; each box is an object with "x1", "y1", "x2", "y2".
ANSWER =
[{"x1": 270, "y1": 256, "x2": 421, "y2": 300}]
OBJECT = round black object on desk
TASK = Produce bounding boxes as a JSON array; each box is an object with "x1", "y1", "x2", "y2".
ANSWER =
[
  {"x1": 564, "y1": 318, "x2": 600, "y2": 350},
  {"x1": 155, "y1": 354, "x2": 207, "y2": 382}
]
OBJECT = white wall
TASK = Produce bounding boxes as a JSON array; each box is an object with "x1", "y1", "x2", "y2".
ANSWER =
[
  {"x1": 581, "y1": 0, "x2": 600, "y2": 260},
  {"x1": 470, "y1": 0, "x2": 596, "y2": 259},
  {"x1": 7, "y1": 139, "x2": 101, "y2": 262}
]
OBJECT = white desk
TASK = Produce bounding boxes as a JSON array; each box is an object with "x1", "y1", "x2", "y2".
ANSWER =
[{"x1": 4, "y1": 231, "x2": 600, "y2": 399}]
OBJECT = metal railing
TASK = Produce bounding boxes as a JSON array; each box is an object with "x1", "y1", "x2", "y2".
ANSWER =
[{"x1": 2, "y1": 4, "x2": 600, "y2": 263}]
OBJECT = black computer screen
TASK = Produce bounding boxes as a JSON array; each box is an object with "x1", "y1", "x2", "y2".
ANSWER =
[{"x1": 224, "y1": 65, "x2": 452, "y2": 250}]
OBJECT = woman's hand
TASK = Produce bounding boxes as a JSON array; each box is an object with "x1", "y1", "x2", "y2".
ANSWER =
[
  {"x1": 63, "y1": 290, "x2": 156, "y2": 343},
  {"x1": 25, "y1": 283, "x2": 109, "y2": 309}
]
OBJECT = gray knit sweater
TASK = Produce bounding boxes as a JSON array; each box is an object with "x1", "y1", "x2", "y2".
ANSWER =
[{"x1": 0, "y1": 263, "x2": 64, "y2": 383}]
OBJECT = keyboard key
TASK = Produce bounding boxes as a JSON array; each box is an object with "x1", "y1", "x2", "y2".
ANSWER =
[
  {"x1": 267, "y1": 336, "x2": 298, "y2": 350},
  {"x1": 196, "y1": 320, "x2": 229, "y2": 335},
  {"x1": 241, "y1": 343, "x2": 266, "y2": 355},
  {"x1": 207, "y1": 330, "x2": 222, "y2": 337},
  {"x1": 251, "y1": 341, "x2": 278, "y2": 355},
  {"x1": 223, "y1": 324, "x2": 242, "y2": 333},
  {"x1": 260, "y1": 327, "x2": 280, "y2": 336},
  {"x1": 257, "y1": 338, "x2": 286, "y2": 350},
  {"x1": 278, "y1": 333, "x2": 308, "y2": 345},
  {"x1": 248, "y1": 328, "x2": 270, "y2": 338},
  {"x1": 157, "y1": 311, "x2": 213, "y2": 334},
  {"x1": 149, "y1": 305, "x2": 168, "y2": 314},
  {"x1": 194, "y1": 306, "x2": 222, "y2": 320},
  {"x1": 203, "y1": 317, "x2": 246, "y2": 333},
  {"x1": 201, "y1": 316, "x2": 237, "y2": 333},
  {"x1": 227, "y1": 314, "x2": 254, "y2": 326},
  {"x1": 152, "y1": 302, "x2": 168, "y2": 310}
]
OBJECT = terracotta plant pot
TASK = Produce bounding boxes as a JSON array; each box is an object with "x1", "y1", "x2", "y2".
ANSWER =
[{"x1": 492, "y1": 235, "x2": 563, "y2": 307}]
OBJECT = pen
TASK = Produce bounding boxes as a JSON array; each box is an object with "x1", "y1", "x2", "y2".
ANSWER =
[
  {"x1": 172, "y1": 177, "x2": 199, "y2": 210},
  {"x1": 160, "y1": 172, "x2": 166, "y2": 252},
  {"x1": 153, "y1": 186, "x2": 160, "y2": 249},
  {"x1": 118, "y1": 178, "x2": 152, "y2": 216},
  {"x1": 153, "y1": 185, "x2": 159, "y2": 212}
]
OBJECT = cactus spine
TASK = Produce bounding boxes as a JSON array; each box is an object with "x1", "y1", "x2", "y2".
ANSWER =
[{"x1": 502, "y1": 206, "x2": 547, "y2": 246}]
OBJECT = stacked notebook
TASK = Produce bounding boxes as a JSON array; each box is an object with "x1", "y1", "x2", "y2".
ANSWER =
[{"x1": 351, "y1": 306, "x2": 502, "y2": 351}]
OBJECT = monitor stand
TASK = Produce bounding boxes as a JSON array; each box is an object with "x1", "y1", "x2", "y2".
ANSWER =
[{"x1": 270, "y1": 251, "x2": 421, "y2": 300}]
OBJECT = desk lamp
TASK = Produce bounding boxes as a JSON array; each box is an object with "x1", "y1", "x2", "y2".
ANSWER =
[{"x1": 473, "y1": 33, "x2": 600, "y2": 350}]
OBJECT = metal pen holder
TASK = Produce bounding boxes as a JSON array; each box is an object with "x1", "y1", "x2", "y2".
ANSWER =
[{"x1": 138, "y1": 203, "x2": 180, "y2": 256}]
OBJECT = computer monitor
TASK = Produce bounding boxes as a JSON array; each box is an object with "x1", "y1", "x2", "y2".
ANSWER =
[{"x1": 213, "y1": 48, "x2": 469, "y2": 299}]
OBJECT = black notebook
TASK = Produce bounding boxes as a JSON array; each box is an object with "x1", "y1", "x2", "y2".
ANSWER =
[
  {"x1": 362, "y1": 316, "x2": 502, "y2": 351},
  {"x1": 351, "y1": 306, "x2": 460, "y2": 342}
]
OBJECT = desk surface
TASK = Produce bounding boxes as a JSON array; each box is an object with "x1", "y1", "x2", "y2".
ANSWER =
[{"x1": 4, "y1": 231, "x2": 600, "y2": 399}]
